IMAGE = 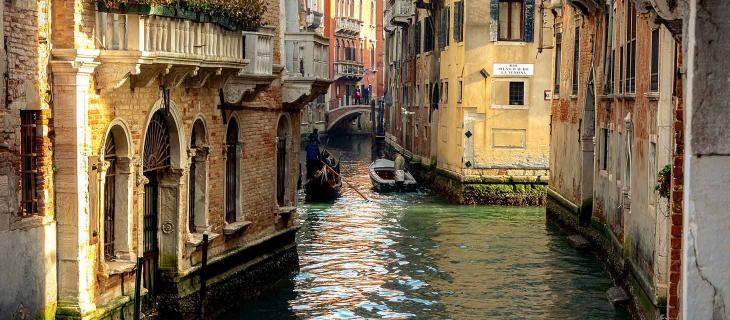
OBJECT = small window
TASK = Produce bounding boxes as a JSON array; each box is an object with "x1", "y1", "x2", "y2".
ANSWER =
[
  {"x1": 457, "y1": 80, "x2": 463, "y2": 103},
  {"x1": 572, "y1": 26, "x2": 580, "y2": 95},
  {"x1": 424, "y1": 19, "x2": 434, "y2": 52},
  {"x1": 554, "y1": 32, "x2": 562, "y2": 95},
  {"x1": 415, "y1": 21, "x2": 422, "y2": 54},
  {"x1": 509, "y1": 82, "x2": 525, "y2": 105},
  {"x1": 20, "y1": 110, "x2": 40, "y2": 217},
  {"x1": 498, "y1": 0, "x2": 524, "y2": 41},
  {"x1": 650, "y1": 28, "x2": 660, "y2": 92},
  {"x1": 600, "y1": 128, "x2": 609, "y2": 171},
  {"x1": 625, "y1": 4, "x2": 637, "y2": 94}
]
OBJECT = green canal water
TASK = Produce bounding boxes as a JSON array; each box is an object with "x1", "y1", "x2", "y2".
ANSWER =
[{"x1": 220, "y1": 136, "x2": 630, "y2": 319}]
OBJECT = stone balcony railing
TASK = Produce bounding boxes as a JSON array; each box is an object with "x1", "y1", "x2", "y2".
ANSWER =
[
  {"x1": 335, "y1": 17, "x2": 362, "y2": 35},
  {"x1": 389, "y1": 0, "x2": 414, "y2": 26},
  {"x1": 334, "y1": 61, "x2": 364, "y2": 80},
  {"x1": 283, "y1": 31, "x2": 331, "y2": 107},
  {"x1": 285, "y1": 32, "x2": 329, "y2": 79},
  {"x1": 96, "y1": 12, "x2": 245, "y2": 66},
  {"x1": 95, "y1": 11, "x2": 250, "y2": 90},
  {"x1": 306, "y1": 9, "x2": 324, "y2": 30},
  {"x1": 242, "y1": 31, "x2": 273, "y2": 75}
]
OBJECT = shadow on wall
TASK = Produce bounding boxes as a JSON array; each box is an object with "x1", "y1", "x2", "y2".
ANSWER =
[{"x1": 0, "y1": 159, "x2": 57, "y2": 319}]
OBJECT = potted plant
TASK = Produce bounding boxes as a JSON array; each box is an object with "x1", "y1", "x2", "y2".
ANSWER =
[{"x1": 656, "y1": 164, "x2": 671, "y2": 199}]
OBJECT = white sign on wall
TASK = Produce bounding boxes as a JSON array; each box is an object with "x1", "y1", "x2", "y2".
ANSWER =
[{"x1": 493, "y1": 64, "x2": 535, "y2": 76}]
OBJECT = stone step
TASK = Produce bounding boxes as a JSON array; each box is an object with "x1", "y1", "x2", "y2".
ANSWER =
[
  {"x1": 607, "y1": 286, "x2": 630, "y2": 306},
  {"x1": 567, "y1": 234, "x2": 591, "y2": 250}
]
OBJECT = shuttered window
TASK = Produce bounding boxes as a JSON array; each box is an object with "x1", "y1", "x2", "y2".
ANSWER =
[
  {"x1": 454, "y1": 1, "x2": 464, "y2": 42},
  {"x1": 439, "y1": 6, "x2": 450, "y2": 48}
]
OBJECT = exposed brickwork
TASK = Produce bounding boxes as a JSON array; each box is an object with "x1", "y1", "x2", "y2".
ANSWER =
[
  {"x1": 3, "y1": 0, "x2": 307, "y2": 317},
  {"x1": 666, "y1": 46, "x2": 683, "y2": 320}
]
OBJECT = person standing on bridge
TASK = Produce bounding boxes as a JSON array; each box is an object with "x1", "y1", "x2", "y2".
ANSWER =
[
  {"x1": 354, "y1": 88, "x2": 361, "y2": 105},
  {"x1": 394, "y1": 151, "x2": 406, "y2": 192}
]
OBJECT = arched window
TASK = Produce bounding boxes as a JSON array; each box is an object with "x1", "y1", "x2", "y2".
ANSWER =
[
  {"x1": 101, "y1": 123, "x2": 133, "y2": 262},
  {"x1": 189, "y1": 120, "x2": 208, "y2": 233},
  {"x1": 276, "y1": 116, "x2": 289, "y2": 206},
  {"x1": 103, "y1": 134, "x2": 117, "y2": 259},
  {"x1": 370, "y1": 0, "x2": 374, "y2": 24},
  {"x1": 335, "y1": 40, "x2": 340, "y2": 60},
  {"x1": 225, "y1": 119, "x2": 239, "y2": 223}
]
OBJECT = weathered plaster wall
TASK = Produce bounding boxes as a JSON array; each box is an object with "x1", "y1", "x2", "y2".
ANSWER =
[
  {"x1": 682, "y1": 0, "x2": 730, "y2": 318},
  {"x1": 0, "y1": 0, "x2": 57, "y2": 318}
]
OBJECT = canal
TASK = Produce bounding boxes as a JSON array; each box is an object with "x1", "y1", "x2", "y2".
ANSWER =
[{"x1": 221, "y1": 136, "x2": 630, "y2": 319}]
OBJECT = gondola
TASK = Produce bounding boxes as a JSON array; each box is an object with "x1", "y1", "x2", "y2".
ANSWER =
[
  {"x1": 369, "y1": 158, "x2": 418, "y2": 192},
  {"x1": 304, "y1": 159, "x2": 342, "y2": 201}
]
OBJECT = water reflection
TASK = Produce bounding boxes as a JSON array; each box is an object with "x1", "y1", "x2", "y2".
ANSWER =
[{"x1": 220, "y1": 136, "x2": 629, "y2": 319}]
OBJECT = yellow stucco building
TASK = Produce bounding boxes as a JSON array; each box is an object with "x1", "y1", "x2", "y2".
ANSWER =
[{"x1": 385, "y1": 0, "x2": 553, "y2": 205}]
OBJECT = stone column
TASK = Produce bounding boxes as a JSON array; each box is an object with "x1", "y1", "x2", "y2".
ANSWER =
[
  {"x1": 159, "y1": 168, "x2": 184, "y2": 273},
  {"x1": 682, "y1": 0, "x2": 730, "y2": 318},
  {"x1": 50, "y1": 49, "x2": 100, "y2": 317}
]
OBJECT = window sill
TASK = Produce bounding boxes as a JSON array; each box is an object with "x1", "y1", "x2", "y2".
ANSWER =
[
  {"x1": 645, "y1": 92, "x2": 660, "y2": 101},
  {"x1": 186, "y1": 232, "x2": 220, "y2": 249},
  {"x1": 105, "y1": 260, "x2": 136, "y2": 276},
  {"x1": 223, "y1": 221, "x2": 252, "y2": 236},
  {"x1": 495, "y1": 41, "x2": 527, "y2": 45},
  {"x1": 619, "y1": 93, "x2": 636, "y2": 101},
  {"x1": 278, "y1": 206, "x2": 297, "y2": 220},
  {"x1": 491, "y1": 104, "x2": 529, "y2": 110},
  {"x1": 598, "y1": 94, "x2": 614, "y2": 101},
  {"x1": 569, "y1": 94, "x2": 578, "y2": 100},
  {"x1": 9, "y1": 214, "x2": 54, "y2": 231}
]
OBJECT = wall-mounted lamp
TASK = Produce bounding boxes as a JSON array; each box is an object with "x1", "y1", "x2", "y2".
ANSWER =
[{"x1": 480, "y1": 68, "x2": 490, "y2": 79}]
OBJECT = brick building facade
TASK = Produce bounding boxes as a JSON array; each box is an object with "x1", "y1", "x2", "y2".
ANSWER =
[{"x1": 0, "y1": 0, "x2": 329, "y2": 318}]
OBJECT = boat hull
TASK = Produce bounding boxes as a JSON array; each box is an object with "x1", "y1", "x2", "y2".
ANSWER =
[
  {"x1": 368, "y1": 159, "x2": 418, "y2": 193},
  {"x1": 304, "y1": 177, "x2": 341, "y2": 201}
]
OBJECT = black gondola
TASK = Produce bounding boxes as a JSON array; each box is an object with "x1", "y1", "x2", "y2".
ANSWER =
[{"x1": 304, "y1": 158, "x2": 342, "y2": 201}]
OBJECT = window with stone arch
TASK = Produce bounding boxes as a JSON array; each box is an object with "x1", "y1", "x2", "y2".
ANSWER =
[
  {"x1": 188, "y1": 119, "x2": 209, "y2": 233},
  {"x1": 101, "y1": 123, "x2": 133, "y2": 261},
  {"x1": 225, "y1": 118, "x2": 241, "y2": 223},
  {"x1": 276, "y1": 115, "x2": 291, "y2": 206}
]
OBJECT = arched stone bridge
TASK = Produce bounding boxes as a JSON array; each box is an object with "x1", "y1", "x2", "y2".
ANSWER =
[{"x1": 326, "y1": 104, "x2": 371, "y2": 131}]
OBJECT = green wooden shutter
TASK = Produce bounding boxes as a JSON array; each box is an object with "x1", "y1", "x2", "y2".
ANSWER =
[
  {"x1": 525, "y1": 0, "x2": 535, "y2": 42},
  {"x1": 490, "y1": 0, "x2": 499, "y2": 41}
]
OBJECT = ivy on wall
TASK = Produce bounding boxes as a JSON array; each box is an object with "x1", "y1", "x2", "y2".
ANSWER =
[{"x1": 98, "y1": 0, "x2": 267, "y2": 31}]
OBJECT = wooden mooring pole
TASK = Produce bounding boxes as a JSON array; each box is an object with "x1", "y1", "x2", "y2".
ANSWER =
[{"x1": 198, "y1": 233, "x2": 209, "y2": 320}]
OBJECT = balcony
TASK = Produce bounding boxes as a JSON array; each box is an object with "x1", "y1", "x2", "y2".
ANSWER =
[
  {"x1": 221, "y1": 29, "x2": 279, "y2": 104},
  {"x1": 390, "y1": 0, "x2": 414, "y2": 26},
  {"x1": 335, "y1": 17, "x2": 362, "y2": 35},
  {"x1": 334, "y1": 61, "x2": 365, "y2": 80},
  {"x1": 283, "y1": 32, "x2": 332, "y2": 107},
  {"x1": 94, "y1": 11, "x2": 248, "y2": 89},
  {"x1": 306, "y1": 9, "x2": 324, "y2": 30}
]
